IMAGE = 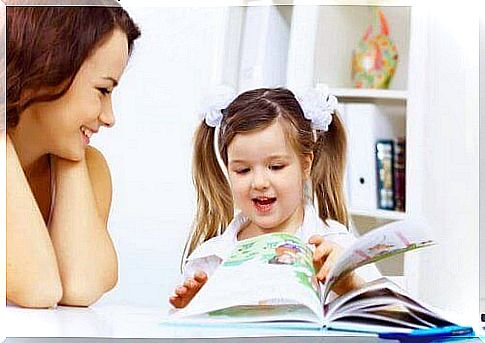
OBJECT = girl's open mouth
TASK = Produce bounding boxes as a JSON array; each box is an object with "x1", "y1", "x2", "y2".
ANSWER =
[{"x1": 252, "y1": 197, "x2": 276, "y2": 213}]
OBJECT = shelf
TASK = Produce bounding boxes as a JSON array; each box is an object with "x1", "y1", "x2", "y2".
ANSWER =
[
  {"x1": 328, "y1": 87, "x2": 408, "y2": 102},
  {"x1": 350, "y1": 208, "x2": 408, "y2": 221}
]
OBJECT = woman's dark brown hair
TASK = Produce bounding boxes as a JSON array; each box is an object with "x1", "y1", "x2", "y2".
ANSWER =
[{"x1": 7, "y1": 5, "x2": 141, "y2": 128}]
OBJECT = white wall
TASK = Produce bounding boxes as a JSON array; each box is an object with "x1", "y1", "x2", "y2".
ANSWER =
[
  {"x1": 480, "y1": 12, "x2": 485, "y2": 312},
  {"x1": 411, "y1": 5, "x2": 479, "y2": 319},
  {"x1": 90, "y1": 7, "x2": 229, "y2": 310},
  {"x1": 238, "y1": 6, "x2": 291, "y2": 91}
]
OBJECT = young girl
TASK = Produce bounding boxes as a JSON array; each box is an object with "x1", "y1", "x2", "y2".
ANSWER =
[{"x1": 169, "y1": 87, "x2": 381, "y2": 308}]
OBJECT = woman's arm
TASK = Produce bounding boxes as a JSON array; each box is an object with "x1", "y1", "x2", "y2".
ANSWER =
[
  {"x1": 6, "y1": 134, "x2": 63, "y2": 308},
  {"x1": 49, "y1": 146, "x2": 118, "y2": 306}
]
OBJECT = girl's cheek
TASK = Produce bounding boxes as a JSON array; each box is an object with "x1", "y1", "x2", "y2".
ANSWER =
[{"x1": 233, "y1": 185, "x2": 248, "y2": 199}]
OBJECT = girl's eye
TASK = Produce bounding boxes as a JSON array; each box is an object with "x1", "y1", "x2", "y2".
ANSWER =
[
  {"x1": 269, "y1": 165, "x2": 284, "y2": 171},
  {"x1": 97, "y1": 87, "x2": 111, "y2": 96},
  {"x1": 235, "y1": 168, "x2": 250, "y2": 175}
]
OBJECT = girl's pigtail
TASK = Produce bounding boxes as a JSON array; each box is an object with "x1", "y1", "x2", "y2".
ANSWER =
[
  {"x1": 181, "y1": 121, "x2": 234, "y2": 269},
  {"x1": 311, "y1": 112, "x2": 349, "y2": 228}
]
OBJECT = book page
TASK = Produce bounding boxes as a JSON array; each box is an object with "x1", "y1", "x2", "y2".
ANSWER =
[
  {"x1": 322, "y1": 219, "x2": 434, "y2": 302},
  {"x1": 324, "y1": 278, "x2": 456, "y2": 331},
  {"x1": 171, "y1": 233, "x2": 324, "y2": 324}
]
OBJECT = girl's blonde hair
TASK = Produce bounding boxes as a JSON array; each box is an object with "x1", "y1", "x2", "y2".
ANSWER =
[{"x1": 182, "y1": 87, "x2": 348, "y2": 266}]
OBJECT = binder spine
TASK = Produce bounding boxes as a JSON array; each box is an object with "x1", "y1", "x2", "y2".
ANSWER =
[
  {"x1": 393, "y1": 138, "x2": 406, "y2": 212},
  {"x1": 376, "y1": 140, "x2": 394, "y2": 210}
]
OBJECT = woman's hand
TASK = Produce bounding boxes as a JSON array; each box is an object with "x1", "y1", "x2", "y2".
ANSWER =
[
  {"x1": 169, "y1": 270, "x2": 208, "y2": 309},
  {"x1": 308, "y1": 235, "x2": 364, "y2": 295}
]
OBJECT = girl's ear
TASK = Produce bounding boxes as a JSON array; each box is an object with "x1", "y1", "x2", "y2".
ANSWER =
[{"x1": 302, "y1": 152, "x2": 314, "y2": 180}]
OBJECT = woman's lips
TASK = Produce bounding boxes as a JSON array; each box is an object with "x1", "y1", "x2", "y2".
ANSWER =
[
  {"x1": 80, "y1": 126, "x2": 94, "y2": 145},
  {"x1": 252, "y1": 197, "x2": 276, "y2": 213},
  {"x1": 80, "y1": 130, "x2": 90, "y2": 145}
]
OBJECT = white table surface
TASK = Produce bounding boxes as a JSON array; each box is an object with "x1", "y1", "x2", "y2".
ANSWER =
[
  {"x1": 5, "y1": 303, "x2": 376, "y2": 339},
  {"x1": 6, "y1": 303, "x2": 484, "y2": 341}
]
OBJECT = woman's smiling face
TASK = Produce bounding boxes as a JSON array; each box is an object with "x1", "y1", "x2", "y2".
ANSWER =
[
  {"x1": 227, "y1": 119, "x2": 312, "y2": 236},
  {"x1": 24, "y1": 28, "x2": 129, "y2": 161}
]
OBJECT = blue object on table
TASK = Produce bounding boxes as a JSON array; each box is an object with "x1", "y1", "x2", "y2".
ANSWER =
[{"x1": 379, "y1": 325, "x2": 475, "y2": 342}]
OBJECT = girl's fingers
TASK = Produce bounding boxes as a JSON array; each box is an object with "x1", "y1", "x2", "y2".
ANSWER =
[
  {"x1": 308, "y1": 235, "x2": 325, "y2": 246},
  {"x1": 169, "y1": 295, "x2": 181, "y2": 307},
  {"x1": 317, "y1": 250, "x2": 341, "y2": 281},
  {"x1": 170, "y1": 295, "x2": 190, "y2": 309},
  {"x1": 170, "y1": 290, "x2": 190, "y2": 308},
  {"x1": 170, "y1": 294, "x2": 185, "y2": 308},
  {"x1": 317, "y1": 263, "x2": 332, "y2": 282},
  {"x1": 309, "y1": 235, "x2": 334, "y2": 262},
  {"x1": 183, "y1": 278, "x2": 198, "y2": 289},
  {"x1": 184, "y1": 277, "x2": 205, "y2": 292},
  {"x1": 313, "y1": 243, "x2": 332, "y2": 263},
  {"x1": 309, "y1": 235, "x2": 330, "y2": 267},
  {"x1": 183, "y1": 275, "x2": 205, "y2": 294},
  {"x1": 194, "y1": 270, "x2": 208, "y2": 283},
  {"x1": 170, "y1": 272, "x2": 208, "y2": 308},
  {"x1": 175, "y1": 286, "x2": 188, "y2": 296}
]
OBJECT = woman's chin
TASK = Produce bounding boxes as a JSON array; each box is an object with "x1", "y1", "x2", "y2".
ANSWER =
[{"x1": 56, "y1": 148, "x2": 85, "y2": 162}]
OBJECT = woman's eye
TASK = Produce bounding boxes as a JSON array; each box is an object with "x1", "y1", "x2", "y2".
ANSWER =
[
  {"x1": 97, "y1": 87, "x2": 111, "y2": 96},
  {"x1": 269, "y1": 165, "x2": 284, "y2": 171}
]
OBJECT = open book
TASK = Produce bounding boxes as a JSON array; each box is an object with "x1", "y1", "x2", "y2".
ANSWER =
[{"x1": 169, "y1": 220, "x2": 456, "y2": 333}]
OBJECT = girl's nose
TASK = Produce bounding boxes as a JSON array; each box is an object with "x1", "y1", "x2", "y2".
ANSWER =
[
  {"x1": 252, "y1": 169, "x2": 270, "y2": 190},
  {"x1": 99, "y1": 100, "x2": 116, "y2": 128}
]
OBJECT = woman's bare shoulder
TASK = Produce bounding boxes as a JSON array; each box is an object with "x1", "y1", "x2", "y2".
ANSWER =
[
  {"x1": 85, "y1": 146, "x2": 112, "y2": 222},
  {"x1": 85, "y1": 146, "x2": 110, "y2": 174}
]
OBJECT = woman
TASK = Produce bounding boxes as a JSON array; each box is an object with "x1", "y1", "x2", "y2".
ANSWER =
[{"x1": 6, "y1": 5, "x2": 140, "y2": 308}]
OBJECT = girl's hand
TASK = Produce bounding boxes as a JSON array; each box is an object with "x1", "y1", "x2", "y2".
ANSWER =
[
  {"x1": 308, "y1": 235, "x2": 364, "y2": 295},
  {"x1": 169, "y1": 270, "x2": 208, "y2": 308}
]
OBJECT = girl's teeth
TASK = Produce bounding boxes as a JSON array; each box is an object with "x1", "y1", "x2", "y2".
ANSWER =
[{"x1": 254, "y1": 197, "x2": 275, "y2": 205}]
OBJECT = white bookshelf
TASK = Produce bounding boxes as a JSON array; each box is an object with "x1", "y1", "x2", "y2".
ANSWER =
[
  {"x1": 327, "y1": 87, "x2": 408, "y2": 225},
  {"x1": 329, "y1": 87, "x2": 408, "y2": 102},
  {"x1": 286, "y1": 7, "x2": 410, "y2": 214},
  {"x1": 350, "y1": 208, "x2": 408, "y2": 221},
  {"x1": 286, "y1": 5, "x2": 412, "y2": 284}
]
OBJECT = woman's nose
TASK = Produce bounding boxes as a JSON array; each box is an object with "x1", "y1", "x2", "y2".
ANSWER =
[{"x1": 99, "y1": 100, "x2": 116, "y2": 128}]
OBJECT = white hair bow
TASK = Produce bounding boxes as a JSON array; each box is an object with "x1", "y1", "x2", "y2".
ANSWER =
[
  {"x1": 295, "y1": 85, "x2": 338, "y2": 132},
  {"x1": 199, "y1": 84, "x2": 236, "y2": 128}
]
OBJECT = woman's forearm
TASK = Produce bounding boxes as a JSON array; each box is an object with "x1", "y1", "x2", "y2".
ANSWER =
[
  {"x1": 6, "y1": 135, "x2": 63, "y2": 308},
  {"x1": 49, "y1": 156, "x2": 117, "y2": 306}
]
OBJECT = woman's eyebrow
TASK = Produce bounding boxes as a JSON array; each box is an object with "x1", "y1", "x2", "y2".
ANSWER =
[{"x1": 103, "y1": 76, "x2": 119, "y2": 87}]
